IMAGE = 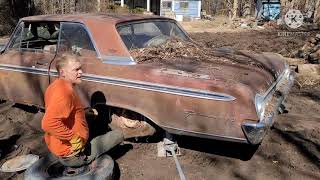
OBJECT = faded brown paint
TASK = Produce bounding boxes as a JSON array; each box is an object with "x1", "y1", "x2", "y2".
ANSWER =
[
  {"x1": 0, "y1": 50, "x2": 53, "y2": 106},
  {"x1": 0, "y1": 14, "x2": 290, "y2": 143},
  {"x1": 67, "y1": 56, "x2": 263, "y2": 140}
]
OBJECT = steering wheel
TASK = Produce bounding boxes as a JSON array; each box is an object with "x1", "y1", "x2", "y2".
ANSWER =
[{"x1": 144, "y1": 35, "x2": 170, "y2": 47}]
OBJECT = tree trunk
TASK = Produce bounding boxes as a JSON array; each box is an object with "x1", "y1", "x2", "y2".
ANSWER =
[
  {"x1": 233, "y1": 0, "x2": 239, "y2": 19},
  {"x1": 70, "y1": 0, "x2": 76, "y2": 13},
  {"x1": 227, "y1": 0, "x2": 232, "y2": 20},
  {"x1": 97, "y1": 0, "x2": 101, "y2": 12},
  {"x1": 61, "y1": 0, "x2": 64, "y2": 14},
  {"x1": 314, "y1": 0, "x2": 320, "y2": 23}
]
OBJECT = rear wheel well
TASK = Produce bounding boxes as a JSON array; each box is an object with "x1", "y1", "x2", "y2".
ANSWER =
[{"x1": 92, "y1": 103, "x2": 161, "y2": 139}]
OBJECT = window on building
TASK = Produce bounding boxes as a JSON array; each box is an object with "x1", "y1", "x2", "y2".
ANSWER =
[
  {"x1": 162, "y1": 1, "x2": 172, "y2": 9},
  {"x1": 180, "y1": 2, "x2": 188, "y2": 9}
]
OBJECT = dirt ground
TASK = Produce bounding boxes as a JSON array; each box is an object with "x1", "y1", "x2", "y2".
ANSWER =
[{"x1": 0, "y1": 25, "x2": 319, "y2": 180}]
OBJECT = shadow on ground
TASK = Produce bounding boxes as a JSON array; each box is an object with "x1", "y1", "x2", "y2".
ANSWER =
[{"x1": 176, "y1": 135, "x2": 259, "y2": 161}]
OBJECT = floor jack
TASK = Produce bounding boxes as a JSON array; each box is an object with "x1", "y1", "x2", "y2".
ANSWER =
[{"x1": 157, "y1": 133, "x2": 186, "y2": 180}]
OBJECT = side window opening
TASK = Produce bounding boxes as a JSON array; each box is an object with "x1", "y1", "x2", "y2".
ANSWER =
[
  {"x1": 8, "y1": 23, "x2": 23, "y2": 49},
  {"x1": 58, "y1": 23, "x2": 97, "y2": 57},
  {"x1": 9, "y1": 22, "x2": 60, "y2": 53},
  {"x1": 118, "y1": 25, "x2": 135, "y2": 50}
]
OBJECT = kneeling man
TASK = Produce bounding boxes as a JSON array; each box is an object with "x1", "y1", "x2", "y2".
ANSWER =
[{"x1": 42, "y1": 54, "x2": 123, "y2": 167}]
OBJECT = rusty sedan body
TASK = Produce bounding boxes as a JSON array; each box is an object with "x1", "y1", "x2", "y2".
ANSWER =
[{"x1": 0, "y1": 14, "x2": 294, "y2": 145}]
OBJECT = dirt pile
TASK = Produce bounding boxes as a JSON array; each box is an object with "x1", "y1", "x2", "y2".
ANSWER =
[
  {"x1": 295, "y1": 65, "x2": 320, "y2": 87},
  {"x1": 190, "y1": 31, "x2": 316, "y2": 58},
  {"x1": 293, "y1": 33, "x2": 320, "y2": 64},
  {"x1": 284, "y1": 34, "x2": 320, "y2": 87},
  {"x1": 0, "y1": 103, "x2": 46, "y2": 179}
]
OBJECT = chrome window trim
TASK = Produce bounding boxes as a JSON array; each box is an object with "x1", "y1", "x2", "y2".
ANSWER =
[
  {"x1": 56, "y1": 22, "x2": 62, "y2": 53},
  {"x1": 59, "y1": 22, "x2": 102, "y2": 59},
  {"x1": 5, "y1": 21, "x2": 24, "y2": 52},
  {"x1": 102, "y1": 55, "x2": 136, "y2": 65},
  {"x1": 0, "y1": 63, "x2": 236, "y2": 101}
]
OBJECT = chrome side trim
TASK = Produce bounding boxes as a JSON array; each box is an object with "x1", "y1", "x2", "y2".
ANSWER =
[
  {"x1": 102, "y1": 55, "x2": 136, "y2": 65},
  {"x1": 0, "y1": 64, "x2": 236, "y2": 101},
  {"x1": 82, "y1": 74, "x2": 236, "y2": 101},
  {"x1": 0, "y1": 64, "x2": 48, "y2": 76},
  {"x1": 162, "y1": 125, "x2": 248, "y2": 144},
  {"x1": 247, "y1": 68, "x2": 294, "y2": 144},
  {"x1": 259, "y1": 65, "x2": 289, "y2": 98},
  {"x1": 255, "y1": 66, "x2": 291, "y2": 120}
]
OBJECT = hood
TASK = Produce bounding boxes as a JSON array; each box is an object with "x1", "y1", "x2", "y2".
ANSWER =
[{"x1": 213, "y1": 48, "x2": 287, "y2": 95}]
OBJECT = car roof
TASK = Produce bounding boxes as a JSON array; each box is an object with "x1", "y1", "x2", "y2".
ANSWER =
[
  {"x1": 20, "y1": 14, "x2": 175, "y2": 58},
  {"x1": 21, "y1": 13, "x2": 171, "y2": 25}
]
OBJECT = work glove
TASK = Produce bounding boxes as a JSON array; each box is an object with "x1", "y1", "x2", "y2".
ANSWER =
[{"x1": 69, "y1": 134, "x2": 85, "y2": 154}]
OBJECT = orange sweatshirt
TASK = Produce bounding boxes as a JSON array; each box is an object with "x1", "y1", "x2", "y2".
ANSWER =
[{"x1": 41, "y1": 79, "x2": 89, "y2": 157}]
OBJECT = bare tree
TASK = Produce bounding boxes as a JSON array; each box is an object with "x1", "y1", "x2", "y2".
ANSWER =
[
  {"x1": 315, "y1": 0, "x2": 320, "y2": 23},
  {"x1": 233, "y1": 0, "x2": 239, "y2": 18},
  {"x1": 227, "y1": 0, "x2": 233, "y2": 19}
]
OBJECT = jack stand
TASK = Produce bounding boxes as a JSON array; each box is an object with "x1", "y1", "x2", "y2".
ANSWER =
[
  {"x1": 157, "y1": 133, "x2": 181, "y2": 157},
  {"x1": 157, "y1": 133, "x2": 186, "y2": 180}
]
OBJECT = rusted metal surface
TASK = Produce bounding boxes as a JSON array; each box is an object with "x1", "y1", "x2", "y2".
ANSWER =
[
  {"x1": 0, "y1": 14, "x2": 292, "y2": 143},
  {"x1": 0, "y1": 51, "x2": 53, "y2": 106}
]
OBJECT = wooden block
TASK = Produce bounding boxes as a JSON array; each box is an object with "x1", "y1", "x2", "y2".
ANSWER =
[
  {"x1": 301, "y1": 42, "x2": 313, "y2": 53},
  {"x1": 309, "y1": 37, "x2": 317, "y2": 44},
  {"x1": 310, "y1": 49, "x2": 320, "y2": 60},
  {"x1": 297, "y1": 64, "x2": 320, "y2": 75},
  {"x1": 284, "y1": 57, "x2": 305, "y2": 65},
  {"x1": 312, "y1": 45, "x2": 320, "y2": 52}
]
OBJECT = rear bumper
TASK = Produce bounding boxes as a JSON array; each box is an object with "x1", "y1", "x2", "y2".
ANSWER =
[{"x1": 242, "y1": 67, "x2": 294, "y2": 144}]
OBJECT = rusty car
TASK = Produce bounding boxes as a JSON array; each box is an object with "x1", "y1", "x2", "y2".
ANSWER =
[{"x1": 0, "y1": 14, "x2": 294, "y2": 145}]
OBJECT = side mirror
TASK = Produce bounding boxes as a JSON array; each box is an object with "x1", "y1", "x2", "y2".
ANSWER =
[{"x1": 0, "y1": 44, "x2": 6, "y2": 54}]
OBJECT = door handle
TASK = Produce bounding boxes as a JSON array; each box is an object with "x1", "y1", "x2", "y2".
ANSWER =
[{"x1": 36, "y1": 61, "x2": 48, "y2": 66}]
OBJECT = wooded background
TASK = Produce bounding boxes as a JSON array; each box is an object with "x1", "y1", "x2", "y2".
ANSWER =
[{"x1": 1, "y1": 0, "x2": 320, "y2": 36}]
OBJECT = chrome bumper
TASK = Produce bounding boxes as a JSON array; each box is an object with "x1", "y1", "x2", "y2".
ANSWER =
[{"x1": 241, "y1": 67, "x2": 295, "y2": 144}]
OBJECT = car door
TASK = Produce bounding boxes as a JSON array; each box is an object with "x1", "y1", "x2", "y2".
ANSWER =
[
  {"x1": 49, "y1": 22, "x2": 101, "y2": 108},
  {"x1": 0, "y1": 21, "x2": 60, "y2": 106}
]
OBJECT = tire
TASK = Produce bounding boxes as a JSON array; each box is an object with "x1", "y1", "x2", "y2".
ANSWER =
[{"x1": 24, "y1": 154, "x2": 114, "y2": 180}]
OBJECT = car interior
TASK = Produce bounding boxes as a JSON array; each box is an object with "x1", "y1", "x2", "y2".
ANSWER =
[{"x1": 9, "y1": 22, "x2": 60, "y2": 53}]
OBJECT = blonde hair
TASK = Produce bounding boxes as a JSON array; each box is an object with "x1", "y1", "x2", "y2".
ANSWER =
[{"x1": 55, "y1": 54, "x2": 79, "y2": 75}]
